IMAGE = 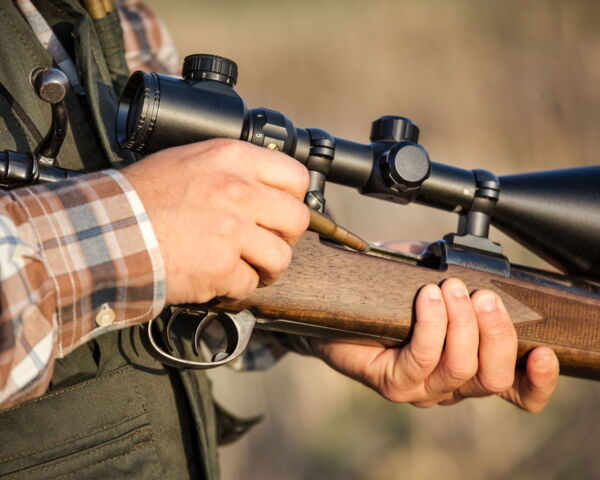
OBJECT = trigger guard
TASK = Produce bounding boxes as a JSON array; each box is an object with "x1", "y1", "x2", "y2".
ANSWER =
[{"x1": 146, "y1": 310, "x2": 257, "y2": 369}]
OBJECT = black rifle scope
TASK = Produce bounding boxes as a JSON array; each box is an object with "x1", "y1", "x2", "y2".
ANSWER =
[{"x1": 117, "y1": 54, "x2": 600, "y2": 282}]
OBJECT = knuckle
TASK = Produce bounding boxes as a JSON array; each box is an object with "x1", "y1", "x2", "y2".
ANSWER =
[
  {"x1": 379, "y1": 385, "x2": 409, "y2": 404},
  {"x1": 299, "y1": 203, "x2": 310, "y2": 229},
  {"x1": 275, "y1": 242, "x2": 293, "y2": 273},
  {"x1": 445, "y1": 360, "x2": 478, "y2": 384},
  {"x1": 409, "y1": 349, "x2": 439, "y2": 373},
  {"x1": 479, "y1": 374, "x2": 513, "y2": 394},
  {"x1": 227, "y1": 271, "x2": 259, "y2": 301},
  {"x1": 401, "y1": 367, "x2": 421, "y2": 386},
  {"x1": 243, "y1": 271, "x2": 260, "y2": 298},
  {"x1": 212, "y1": 254, "x2": 237, "y2": 280},
  {"x1": 220, "y1": 177, "x2": 253, "y2": 204},
  {"x1": 208, "y1": 138, "x2": 247, "y2": 158},
  {"x1": 279, "y1": 160, "x2": 309, "y2": 199},
  {"x1": 451, "y1": 312, "x2": 475, "y2": 327},
  {"x1": 376, "y1": 374, "x2": 408, "y2": 404},
  {"x1": 209, "y1": 212, "x2": 242, "y2": 239},
  {"x1": 416, "y1": 314, "x2": 447, "y2": 336},
  {"x1": 294, "y1": 163, "x2": 310, "y2": 193},
  {"x1": 291, "y1": 203, "x2": 310, "y2": 236},
  {"x1": 262, "y1": 242, "x2": 292, "y2": 284},
  {"x1": 207, "y1": 242, "x2": 239, "y2": 279},
  {"x1": 484, "y1": 320, "x2": 517, "y2": 344}
]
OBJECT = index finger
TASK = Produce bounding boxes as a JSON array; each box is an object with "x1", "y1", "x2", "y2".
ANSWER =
[{"x1": 397, "y1": 284, "x2": 448, "y2": 386}]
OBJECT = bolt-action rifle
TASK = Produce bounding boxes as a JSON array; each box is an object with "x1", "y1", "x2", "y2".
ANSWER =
[{"x1": 4, "y1": 60, "x2": 599, "y2": 380}]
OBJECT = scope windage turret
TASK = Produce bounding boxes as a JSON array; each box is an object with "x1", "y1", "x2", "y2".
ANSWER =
[{"x1": 116, "y1": 54, "x2": 600, "y2": 281}]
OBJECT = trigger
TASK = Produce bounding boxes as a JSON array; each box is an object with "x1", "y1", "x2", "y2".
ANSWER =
[{"x1": 192, "y1": 312, "x2": 218, "y2": 356}]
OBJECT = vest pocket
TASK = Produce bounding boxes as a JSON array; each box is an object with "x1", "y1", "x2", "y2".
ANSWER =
[{"x1": 0, "y1": 366, "x2": 164, "y2": 479}]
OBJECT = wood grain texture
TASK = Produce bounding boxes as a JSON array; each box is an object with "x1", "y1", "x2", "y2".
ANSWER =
[
  {"x1": 493, "y1": 280, "x2": 600, "y2": 378},
  {"x1": 213, "y1": 232, "x2": 600, "y2": 380}
]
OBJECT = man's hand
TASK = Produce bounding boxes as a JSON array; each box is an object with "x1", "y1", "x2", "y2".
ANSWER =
[
  {"x1": 122, "y1": 139, "x2": 310, "y2": 305},
  {"x1": 310, "y1": 278, "x2": 560, "y2": 413}
]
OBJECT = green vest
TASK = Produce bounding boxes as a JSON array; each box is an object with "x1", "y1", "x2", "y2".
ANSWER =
[{"x1": 0, "y1": 2, "x2": 253, "y2": 478}]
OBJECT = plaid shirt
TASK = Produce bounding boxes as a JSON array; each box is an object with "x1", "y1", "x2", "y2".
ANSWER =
[
  {"x1": 0, "y1": 171, "x2": 165, "y2": 408},
  {"x1": 1, "y1": 0, "x2": 292, "y2": 409}
]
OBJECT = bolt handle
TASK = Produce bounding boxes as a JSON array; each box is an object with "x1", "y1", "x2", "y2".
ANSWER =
[{"x1": 30, "y1": 68, "x2": 70, "y2": 166}]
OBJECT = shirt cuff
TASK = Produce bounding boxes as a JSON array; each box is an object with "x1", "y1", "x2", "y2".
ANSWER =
[{"x1": 11, "y1": 170, "x2": 166, "y2": 357}]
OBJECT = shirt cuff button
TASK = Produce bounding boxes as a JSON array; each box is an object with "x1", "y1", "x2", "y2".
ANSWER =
[{"x1": 96, "y1": 303, "x2": 116, "y2": 326}]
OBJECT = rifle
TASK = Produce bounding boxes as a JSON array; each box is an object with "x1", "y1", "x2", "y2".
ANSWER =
[
  {"x1": 115, "y1": 54, "x2": 600, "y2": 379},
  {"x1": 6, "y1": 63, "x2": 599, "y2": 380}
]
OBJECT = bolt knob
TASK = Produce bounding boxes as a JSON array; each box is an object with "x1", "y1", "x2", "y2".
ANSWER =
[
  {"x1": 382, "y1": 142, "x2": 430, "y2": 189},
  {"x1": 182, "y1": 54, "x2": 238, "y2": 86},
  {"x1": 370, "y1": 116, "x2": 419, "y2": 143},
  {"x1": 31, "y1": 68, "x2": 69, "y2": 104}
]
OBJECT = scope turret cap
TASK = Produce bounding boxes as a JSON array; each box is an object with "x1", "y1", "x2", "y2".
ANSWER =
[
  {"x1": 382, "y1": 142, "x2": 431, "y2": 189},
  {"x1": 370, "y1": 116, "x2": 419, "y2": 143},
  {"x1": 182, "y1": 54, "x2": 238, "y2": 86}
]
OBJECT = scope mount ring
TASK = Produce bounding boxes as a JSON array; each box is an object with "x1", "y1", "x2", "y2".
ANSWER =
[{"x1": 146, "y1": 308, "x2": 257, "y2": 369}]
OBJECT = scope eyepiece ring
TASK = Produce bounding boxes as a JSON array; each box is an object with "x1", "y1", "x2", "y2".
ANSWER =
[{"x1": 116, "y1": 71, "x2": 161, "y2": 152}]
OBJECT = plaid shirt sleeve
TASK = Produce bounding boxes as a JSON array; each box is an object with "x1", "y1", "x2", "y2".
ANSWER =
[{"x1": 0, "y1": 171, "x2": 165, "y2": 409}]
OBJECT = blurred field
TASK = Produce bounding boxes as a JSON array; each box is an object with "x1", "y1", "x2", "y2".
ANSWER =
[{"x1": 148, "y1": 1, "x2": 600, "y2": 479}]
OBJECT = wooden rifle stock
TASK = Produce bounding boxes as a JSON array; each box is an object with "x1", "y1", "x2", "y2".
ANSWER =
[{"x1": 212, "y1": 232, "x2": 600, "y2": 380}]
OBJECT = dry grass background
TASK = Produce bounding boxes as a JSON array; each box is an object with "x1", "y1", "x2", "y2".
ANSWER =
[{"x1": 147, "y1": 1, "x2": 600, "y2": 479}]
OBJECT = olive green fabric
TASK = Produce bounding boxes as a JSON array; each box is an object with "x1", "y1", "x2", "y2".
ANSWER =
[
  {"x1": 0, "y1": 1, "x2": 94, "y2": 171},
  {"x1": 0, "y1": 2, "x2": 254, "y2": 479},
  {"x1": 0, "y1": 320, "x2": 257, "y2": 479},
  {"x1": 92, "y1": 10, "x2": 132, "y2": 96},
  {"x1": 31, "y1": 0, "x2": 136, "y2": 169},
  {"x1": 0, "y1": 333, "x2": 181, "y2": 479}
]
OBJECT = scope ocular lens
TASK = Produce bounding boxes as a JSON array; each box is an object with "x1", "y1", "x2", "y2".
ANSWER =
[
  {"x1": 126, "y1": 87, "x2": 145, "y2": 139},
  {"x1": 116, "y1": 71, "x2": 160, "y2": 152}
]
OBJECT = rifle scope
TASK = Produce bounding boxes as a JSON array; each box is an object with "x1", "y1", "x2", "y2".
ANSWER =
[{"x1": 117, "y1": 54, "x2": 600, "y2": 282}]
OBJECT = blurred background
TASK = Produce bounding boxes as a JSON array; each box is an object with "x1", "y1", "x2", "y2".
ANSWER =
[{"x1": 148, "y1": 1, "x2": 600, "y2": 478}]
